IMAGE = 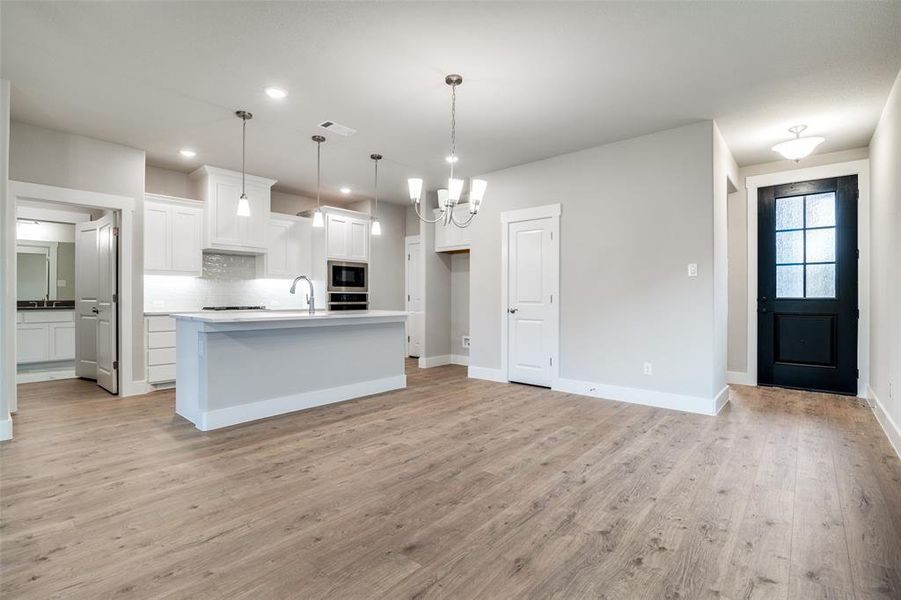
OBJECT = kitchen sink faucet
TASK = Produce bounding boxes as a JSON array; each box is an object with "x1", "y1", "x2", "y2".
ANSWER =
[{"x1": 289, "y1": 275, "x2": 316, "y2": 314}]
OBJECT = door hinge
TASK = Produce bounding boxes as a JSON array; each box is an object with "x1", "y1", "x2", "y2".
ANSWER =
[
  {"x1": 856, "y1": 368, "x2": 859, "y2": 378},
  {"x1": 407, "y1": 254, "x2": 410, "y2": 260},
  {"x1": 856, "y1": 248, "x2": 860, "y2": 259},
  {"x1": 856, "y1": 308, "x2": 860, "y2": 319},
  {"x1": 550, "y1": 293, "x2": 553, "y2": 304},
  {"x1": 855, "y1": 189, "x2": 859, "y2": 200},
  {"x1": 113, "y1": 227, "x2": 120, "y2": 237},
  {"x1": 113, "y1": 360, "x2": 119, "y2": 370},
  {"x1": 407, "y1": 335, "x2": 410, "y2": 342},
  {"x1": 549, "y1": 357, "x2": 553, "y2": 366},
  {"x1": 112, "y1": 293, "x2": 118, "y2": 303},
  {"x1": 407, "y1": 294, "x2": 411, "y2": 301}
]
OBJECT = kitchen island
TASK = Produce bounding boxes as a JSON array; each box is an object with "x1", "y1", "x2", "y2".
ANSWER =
[{"x1": 172, "y1": 310, "x2": 408, "y2": 430}]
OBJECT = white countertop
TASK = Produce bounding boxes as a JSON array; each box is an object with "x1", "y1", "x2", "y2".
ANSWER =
[{"x1": 171, "y1": 309, "x2": 408, "y2": 324}]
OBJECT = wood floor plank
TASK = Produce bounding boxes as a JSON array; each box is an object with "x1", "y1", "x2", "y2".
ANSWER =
[{"x1": 2, "y1": 361, "x2": 900, "y2": 599}]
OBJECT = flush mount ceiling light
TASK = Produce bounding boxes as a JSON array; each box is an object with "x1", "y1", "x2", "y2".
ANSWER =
[
  {"x1": 340, "y1": 187, "x2": 351, "y2": 195},
  {"x1": 235, "y1": 110, "x2": 253, "y2": 217},
  {"x1": 370, "y1": 153, "x2": 382, "y2": 236},
  {"x1": 310, "y1": 135, "x2": 326, "y2": 228},
  {"x1": 179, "y1": 148, "x2": 196, "y2": 158},
  {"x1": 771, "y1": 125, "x2": 825, "y2": 162},
  {"x1": 408, "y1": 74, "x2": 487, "y2": 228},
  {"x1": 264, "y1": 87, "x2": 287, "y2": 100}
]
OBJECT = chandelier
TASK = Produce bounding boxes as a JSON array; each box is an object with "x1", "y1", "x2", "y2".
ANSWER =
[{"x1": 408, "y1": 74, "x2": 487, "y2": 228}]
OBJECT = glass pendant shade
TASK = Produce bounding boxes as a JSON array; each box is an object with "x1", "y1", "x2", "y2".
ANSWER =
[
  {"x1": 437, "y1": 189, "x2": 449, "y2": 210},
  {"x1": 408, "y1": 178, "x2": 423, "y2": 203},
  {"x1": 371, "y1": 218, "x2": 381, "y2": 236},
  {"x1": 236, "y1": 193, "x2": 251, "y2": 217},
  {"x1": 312, "y1": 208, "x2": 324, "y2": 228},
  {"x1": 447, "y1": 178, "x2": 464, "y2": 202},
  {"x1": 470, "y1": 179, "x2": 487, "y2": 203},
  {"x1": 772, "y1": 136, "x2": 825, "y2": 161}
]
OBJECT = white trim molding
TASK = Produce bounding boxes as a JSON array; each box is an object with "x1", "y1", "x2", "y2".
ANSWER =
[
  {"x1": 419, "y1": 355, "x2": 452, "y2": 368},
  {"x1": 868, "y1": 386, "x2": 901, "y2": 460},
  {"x1": 467, "y1": 366, "x2": 506, "y2": 383},
  {"x1": 500, "y1": 203, "x2": 561, "y2": 386},
  {"x1": 195, "y1": 375, "x2": 406, "y2": 431},
  {"x1": 554, "y1": 378, "x2": 728, "y2": 416},
  {"x1": 743, "y1": 159, "x2": 870, "y2": 397},
  {"x1": 726, "y1": 370, "x2": 756, "y2": 386},
  {"x1": 0, "y1": 416, "x2": 11, "y2": 441}
]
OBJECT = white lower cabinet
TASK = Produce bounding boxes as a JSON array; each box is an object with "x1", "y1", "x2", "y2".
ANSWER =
[
  {"x1": 146, "y1": 315, "x2": 177, "y2": 384},
  {"x1": 16, "y1": 310, "x2": 76, "y2": 364}
]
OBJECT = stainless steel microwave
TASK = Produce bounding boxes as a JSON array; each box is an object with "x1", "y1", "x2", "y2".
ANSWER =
[{"x1": 327, "y1": 260, "x2": 368, "y2": 292}]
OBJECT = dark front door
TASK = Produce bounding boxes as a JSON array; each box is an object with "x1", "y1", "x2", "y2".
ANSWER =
[{"x1": 758, "y1": 175, "x2": 858, "y2": 395}]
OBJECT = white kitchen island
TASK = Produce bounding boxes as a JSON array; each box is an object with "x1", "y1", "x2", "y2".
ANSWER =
[{"x1": 172, "y1": 310, "x2": 408, "y2": 431}]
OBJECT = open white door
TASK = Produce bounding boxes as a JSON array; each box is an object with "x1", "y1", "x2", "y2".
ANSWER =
[
  {"x1": 405, "y1": 236, "x2": 423, "y2": 358},
  {"x1": 506, "y1": 215, "x2": 559, "y2": 387},
  {"x1": 75, "y1": 220, "x2": 99, "y2": 379},
  {"x1": 75, "y1": 213, "x2": 118, "y2": 393}
]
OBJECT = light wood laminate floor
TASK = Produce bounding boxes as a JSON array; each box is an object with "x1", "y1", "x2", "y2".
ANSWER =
[{"x1": 2, "y1": 360, "x2": 900, "y2": 599}]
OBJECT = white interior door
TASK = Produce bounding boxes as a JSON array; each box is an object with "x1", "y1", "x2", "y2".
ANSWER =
[
  {"x1": 74, "y1": 213, "x2": 118, "y2": 393},
  {"x1": 506, "y1": 217, "x2": 558, "y2": 387},
  {"x1": 405, "y1": 237, "x2": 423, "y2": 358},
  {"x1": 75, "y1": 220, "x2": 99, "y2": 379},
  {"x1": 95, "y1": 213, "x2": 118, "y2": 393}
]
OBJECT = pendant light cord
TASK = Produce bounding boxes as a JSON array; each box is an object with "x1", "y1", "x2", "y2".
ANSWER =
[
  {"x1": 316, "y1": 140, "x2": 321, "y2": 210},
  {"x1": 241, "y1": 116, "x2": 247, "y2": 196},
  {"x1": 373, "y1": 158, "x2": 378, "y2": 217},
  {"x1": 450, "y1": 81, "x2": 457, "y2": 180}
]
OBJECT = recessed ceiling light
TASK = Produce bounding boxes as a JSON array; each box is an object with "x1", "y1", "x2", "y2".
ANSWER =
[
  {"x1": 340, "y1": 187, "x2": 351, "y2": 194},
  {"x1": 179, "y1": 148, "x2": 197, "y2": 158},
  {"x1": 265, "y1": 87, "x2": 288, "y2": 100}
]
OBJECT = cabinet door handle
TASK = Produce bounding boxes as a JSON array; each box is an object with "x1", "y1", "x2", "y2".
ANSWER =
[{"x1": 91, "y1": 307, "x2": 99, "y2": 314}]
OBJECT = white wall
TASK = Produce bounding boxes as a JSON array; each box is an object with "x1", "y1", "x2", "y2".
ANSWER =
[
  {"x1": 469, "y1": 121, "x2": 721, "y2": 404},
  {"x1": 451, "y1": 253, "x2": 470, "y2": 359},
  {"x1": 10, "y1": 122, "x2": 146, "y2": 383},
  {"x1": 0, "y1": 80, "x2": 12, "y2": 439},
  {"x1": 713, "y1": 124, "x2": 740, "y2": 396},
  {"x1": 363, "y1": 200, "x2": 406, "y2": 311},
  {"x1": 868, "y1": 68, "x2": 901, "y2": 453},
  {"x1": 420, "y1": 192, "x2": 453, "y2": 361},
  {"x1": 725, "y1": 147, "x2": 870, "y2": 374},
  {"x1": 145, "y1": 165, "x2": 195, "y2": 199}
]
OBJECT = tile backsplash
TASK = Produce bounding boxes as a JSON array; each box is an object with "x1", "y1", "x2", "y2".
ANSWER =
[{"x1": 144, "y1": 252, "x2": 315, "y2": 311}]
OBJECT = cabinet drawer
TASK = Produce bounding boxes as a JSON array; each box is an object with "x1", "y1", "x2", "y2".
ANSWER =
[
  {"x1": 146, "y1": 315, "x2": 176, "y2": 332},
  {"x1": 22, "y1": 310, "x2": 75, "y2": 324},
  {"x1": 147, "y1": 347, "x2": 176, "y2": 366},
  {"x1": 148, "y1": 364, "x2": 176, "y2": 383},
  {"x1": 147, "y1": 331, "x2": 176, "y2": 349}
]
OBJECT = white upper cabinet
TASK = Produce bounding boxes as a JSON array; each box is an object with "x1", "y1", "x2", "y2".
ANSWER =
[
  {"x1": 433, "y1": 205, "x2": 472, "y2": 252},
  {"x1": 144, "y1": 195, "x2": 203, "y2": 276},
  {"x1": 259, "y1": 214, "x2": 312, "y2": 278},
  {"x1": 190, "y1": 166, "x2": 276, "y2": 254},
  {"x1": 326, "y1": 211, "x2": 370, "y2": 262}
]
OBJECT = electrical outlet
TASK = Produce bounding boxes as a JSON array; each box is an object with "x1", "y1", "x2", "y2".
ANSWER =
[
  {"x1": 643, "y1": 362, "x2": 653, "y2": 376},
  {"x1": 462, "y1": 336, "x2": 471, "y2": 349},
  {"x1": 687, "y1": 263, "x2": 698, "y2": 277}
]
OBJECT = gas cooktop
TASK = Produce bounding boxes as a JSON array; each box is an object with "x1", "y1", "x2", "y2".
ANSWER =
[{"x1": 201, "y1": 305, "x2": 266, "y2": 311}]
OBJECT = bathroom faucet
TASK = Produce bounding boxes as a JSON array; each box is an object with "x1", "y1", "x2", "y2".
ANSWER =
[{"x1": 289, "y1": 275, "x2": 316, "y2": 314}]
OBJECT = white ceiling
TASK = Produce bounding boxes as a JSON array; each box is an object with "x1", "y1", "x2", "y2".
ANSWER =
[{"x1": 3, "y1": 2, "x2": 900, "y2": 203}]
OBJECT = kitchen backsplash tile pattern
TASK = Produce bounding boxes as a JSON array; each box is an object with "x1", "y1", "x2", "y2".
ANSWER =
[{"x1": 144, "y1": 253, "x2": 311, "y2": 311}]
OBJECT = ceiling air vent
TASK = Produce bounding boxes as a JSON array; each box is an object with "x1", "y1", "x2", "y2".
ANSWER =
[{"x1": 318, "y1": 121, "x2": 356, "y2": 137}]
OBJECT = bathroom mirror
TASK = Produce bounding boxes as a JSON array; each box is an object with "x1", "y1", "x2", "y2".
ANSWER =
[{"x1": 16, "y1": 220, "x2": 76, "y2": 302}]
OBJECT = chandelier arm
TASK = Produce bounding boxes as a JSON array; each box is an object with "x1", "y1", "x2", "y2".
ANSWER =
[
  {"x1": 414, "y1": 201, "x2": 447, "y2": 224},
  {"x1": 449, "y1": 208, "x2": 477, "y2": 228}
]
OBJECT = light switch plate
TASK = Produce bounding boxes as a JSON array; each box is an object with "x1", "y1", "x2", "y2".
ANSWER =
[{"x1": 687, "y1": 263, "x2": 698, "y2": 277}]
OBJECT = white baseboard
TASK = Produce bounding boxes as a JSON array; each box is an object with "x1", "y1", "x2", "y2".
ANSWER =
[
  {"x1": 726, "y1": 370, "x2": 756, "y2": 386},
  {"x1": 196, "y1": 374, "x2": 407, "y2": 431},
  {"x1": 450, "y1": 354, "x2": 469, "y2": 366},
  {"x1": 0, "y1": 416, "x2": 12, "y2": 441},
  {"x1": 868, "y1": 385, "x2": 901, "y2": 460},
  {"x1": 419, "y1": 355, "x2": 452, "y2": 368},
  {"x1": 467, "y1": 365, "x2": 506, "y2": 383},
  {"x1": 122, "y1": 379, "x2": 152, "y2": 397},
  {"x1": 16, "y1": 368, "x2": 77, "y2": 384},
  {"x1": 553, "y1": 377, "x2": 724, "y2": 416}
]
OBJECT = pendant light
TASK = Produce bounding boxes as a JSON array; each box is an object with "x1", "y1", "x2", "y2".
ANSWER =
[
  {"x1": 235, "y1": 110, "x2": 252, "y2": 217},
  {"x1": 370, "y1": 153, "x2": 382, "y2": 236},
  {"x1": 311, "y1": 135, "x2": 325, "y2": 228},
  {"x1": 408, "y1": 74, "x2": 487, "y2": 228},
  {"x1": 771, "y1": 125, "x2": 825, "y2": 162}
]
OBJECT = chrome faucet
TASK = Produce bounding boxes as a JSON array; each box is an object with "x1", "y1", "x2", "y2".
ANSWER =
[{"x1": 289, "y1": 275, "x2": 316, "y2": 314}]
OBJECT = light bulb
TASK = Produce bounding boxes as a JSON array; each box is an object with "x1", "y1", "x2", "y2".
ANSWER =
[
  {"x1": 371, "y1": 219, "x2": 381, "y2": 236},
  {"x1": 407, "y1": 178, "x2": 423, "y2": 203},
  {"x1": 236, "y1": 193, "x2": 251, "y2": 217},
  {"x1": 448, "y1": 178, "x2": 464, "y2": 202},
  {"x1": 312, "y1": 208, "x2": 324, "y2": 228}
]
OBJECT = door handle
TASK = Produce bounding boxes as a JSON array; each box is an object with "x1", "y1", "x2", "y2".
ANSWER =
[
  {"x1": 508, "y1": 308, "x2": 518, "y2": 314},
  {"x1": 91, "y1": 307, "x2": 99, "y2": 314}
]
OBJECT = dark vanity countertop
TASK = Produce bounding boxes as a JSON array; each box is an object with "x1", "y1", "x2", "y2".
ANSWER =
[{"x1": 17, "y1": 302, "x2": 76, "y2": 311}]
